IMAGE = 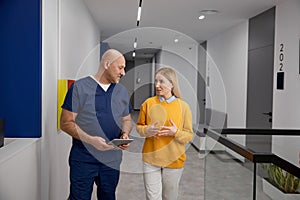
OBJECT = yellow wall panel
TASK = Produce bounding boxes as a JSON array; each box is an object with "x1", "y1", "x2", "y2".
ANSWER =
[{"x1": 57, "y1": 80, "x2": 68, "y2": 130}]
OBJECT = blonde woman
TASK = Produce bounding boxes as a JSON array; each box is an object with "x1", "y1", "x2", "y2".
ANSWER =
[{"x1": 136, "y1": 67, "x2": 194, "y2": 200}]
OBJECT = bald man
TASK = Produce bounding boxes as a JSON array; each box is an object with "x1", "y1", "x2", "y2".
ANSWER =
[{"x1": 61, "y1": 49, "x2": 132, "y2": 200}]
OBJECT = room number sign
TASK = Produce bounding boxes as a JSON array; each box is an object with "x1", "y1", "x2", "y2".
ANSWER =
[{"x1": 277, "y1": 43, "x2": 284, "y2": 90}]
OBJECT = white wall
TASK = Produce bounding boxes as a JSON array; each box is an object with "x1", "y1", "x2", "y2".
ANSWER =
[
  {"x1": 60, "y1": 0, "x2": 100, "y2": 80},
  {"x1": 156, "y1": 43, "x2": 198, "y2": 125},
  {"x1": 206, "y1": 21, "x2": 248, "y2": 129},
  {"x1": 206, "y1": 21, "x2": 249, "y2": 156},
  {"x1": 42, "y1": 0, "x2": 100, "y2": 199},
  {"x1": 272, "y1": 0, "x2": 300, "y2": 166},
  {"x1": 0, "y1": 139, "x2": 40, "y2": 200}
]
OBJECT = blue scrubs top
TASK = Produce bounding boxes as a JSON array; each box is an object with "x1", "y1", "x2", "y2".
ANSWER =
[{"x1": 62, "y1": 76, "x2": 131, "y2": 164}]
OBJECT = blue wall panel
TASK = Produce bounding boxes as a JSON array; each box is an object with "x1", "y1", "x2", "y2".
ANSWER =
[{"x1": 0, "y1": 0, "x2": 42, "y2": 137}]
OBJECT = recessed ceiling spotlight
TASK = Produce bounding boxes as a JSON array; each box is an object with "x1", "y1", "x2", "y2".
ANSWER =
[
  {"x1": 201, "y1": 9, "x2": 219, "y2": 15},
  {"x1": 198, "y1": 15, "x2": 205, "y2": 20},
  {"x1": 133, "y1": 41, "x2": 137, "y2": 48}
]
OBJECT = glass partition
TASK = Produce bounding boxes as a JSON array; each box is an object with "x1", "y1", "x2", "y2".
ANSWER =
[
  {"x1": 196, "y1": 128, "x2": 300, "y2": 200},
  {"x1": 204, "y1": 151, "x2": 256, "y2": 199}
]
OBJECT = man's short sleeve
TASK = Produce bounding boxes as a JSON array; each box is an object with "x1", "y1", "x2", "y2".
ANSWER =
[{"x1": 61, "y1": 83, "x2": 79, "y2": 113}]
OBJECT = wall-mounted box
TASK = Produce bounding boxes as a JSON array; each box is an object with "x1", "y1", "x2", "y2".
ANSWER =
[{"x1": 277, "y1": 72, "x2": 284, "y2": 90}]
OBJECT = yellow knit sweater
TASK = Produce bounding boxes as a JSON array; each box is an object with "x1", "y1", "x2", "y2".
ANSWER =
[{"x1": 136, "y1": 96, "x2": 194, "y2": 168}]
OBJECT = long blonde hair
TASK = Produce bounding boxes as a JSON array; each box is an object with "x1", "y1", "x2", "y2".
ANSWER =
[{"x1": 155, "y1": 67, "x2": 182, "y2": 98}]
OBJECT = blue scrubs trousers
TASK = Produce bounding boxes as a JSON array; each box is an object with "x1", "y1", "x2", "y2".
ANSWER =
[{"x1": 69, "y1": 160, "x2": 120, "y2": 200}]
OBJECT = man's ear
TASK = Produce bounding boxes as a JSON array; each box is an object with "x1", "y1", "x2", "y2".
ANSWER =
[{"x1": 104, "y1": 61, "x2": 110, "y2": 69}]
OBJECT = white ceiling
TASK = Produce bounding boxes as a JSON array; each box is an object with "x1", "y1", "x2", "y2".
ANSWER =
[{"x1": 83, "y1": 0, "x2": 283, "y2": 60}]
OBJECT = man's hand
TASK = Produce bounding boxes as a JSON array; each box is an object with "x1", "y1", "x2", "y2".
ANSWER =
[
  {"x1": 118, "y1": 132, "x2": 130, "y2": 150},
  {"x1": 90, "y1": 136, "x2": 114, "y2": 151}
]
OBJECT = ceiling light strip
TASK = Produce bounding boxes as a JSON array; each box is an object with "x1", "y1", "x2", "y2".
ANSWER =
[
  {"x1": 134, "y1": 0, "x2": 142, "y2": 59},
  {"x1": 136, "y1": 0, "x2": 142, "y2": 26}
]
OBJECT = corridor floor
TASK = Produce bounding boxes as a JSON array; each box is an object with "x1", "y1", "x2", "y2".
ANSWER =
[
  {"x1": 114, "y1": 133, "x2": 271, "y2": 200},
  {"x1": 91, "y1": 111, "x2": 271, "y2": 200}
]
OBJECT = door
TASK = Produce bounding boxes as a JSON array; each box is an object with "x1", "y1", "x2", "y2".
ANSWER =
[
  {"x1": 133, "y1": 59, "x2": 153, "y2": 110},
  {"x1": 247, "y1": 45, "x2": 274, "y2": 129},
  {"x1": 246, "y1": 45, "x2": 274, "y2": 152},
  {"x1": 198, "y1": 42, "x2": 207, "y2": 125},
  {"x1": 246, "y1": 7, "x2": 275, "y2": 152}
]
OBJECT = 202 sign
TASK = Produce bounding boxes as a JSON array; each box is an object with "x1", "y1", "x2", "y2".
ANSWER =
[{"x1": 279, "y1": 43, "x2": 284, "y2": 71}]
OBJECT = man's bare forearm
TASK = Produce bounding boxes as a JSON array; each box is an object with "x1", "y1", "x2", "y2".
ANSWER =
[
  {"x1": 60, "y1": 109, "x2": 93, "y2": 143},
  {"x1": 121, "y1": 114, "x2": 132, "y2": 136},
  {"x1": 60, "y1": 109, "x2": 113, "y2": 151}
]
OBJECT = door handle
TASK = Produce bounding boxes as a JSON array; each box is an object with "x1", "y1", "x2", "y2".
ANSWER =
[{"x1": 262, "y1": 112, "x2": 272, "y2": 117}]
